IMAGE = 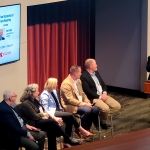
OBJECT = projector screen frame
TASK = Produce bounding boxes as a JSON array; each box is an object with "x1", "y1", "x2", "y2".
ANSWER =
[{"x1": 0, "y1": 3, "x2": 21, "y2": 66}]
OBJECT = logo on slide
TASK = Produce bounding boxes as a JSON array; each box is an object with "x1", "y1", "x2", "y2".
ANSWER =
[
  {"x1": 0, "y1": 52, "x2": 2, "y2": 57},
  {"x1": 0, "y1": 51, "x2": 11, "y2": 58}
]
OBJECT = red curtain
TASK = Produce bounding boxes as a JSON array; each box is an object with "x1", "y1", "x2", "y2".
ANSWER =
[{"x1": 27, "y1": 0, "x2": 91, "y2": 93}]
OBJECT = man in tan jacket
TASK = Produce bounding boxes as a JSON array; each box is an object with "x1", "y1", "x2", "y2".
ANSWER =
[{"x1": 60, "y1": 65, "x2": 100, "y2": 130}]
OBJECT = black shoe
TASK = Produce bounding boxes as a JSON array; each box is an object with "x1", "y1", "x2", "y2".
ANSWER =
[
  {"x1": 100, "y1": 123, "x2": 111, "y2": 130},
  {"x1": 93, "y1": 123, "x2": 99, "y2": 131},
  {"x1": 66, "y1": 138, "x2": 79, "y2": 146},
  {"x1": 94, "y1": 125, "x2": 99, "y2": 131}
]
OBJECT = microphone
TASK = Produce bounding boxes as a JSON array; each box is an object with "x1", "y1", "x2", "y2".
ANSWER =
[
  {"x1": 91, "y1": 102, "x2": 96, "y2": 106},
  {"x1": 35, "y1": 141, "x2": 38, "y2": 144}
]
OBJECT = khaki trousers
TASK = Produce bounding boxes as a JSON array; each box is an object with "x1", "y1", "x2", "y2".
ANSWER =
[{"x1": 93, "y1": 95, "x2": 121, "y2": 124}]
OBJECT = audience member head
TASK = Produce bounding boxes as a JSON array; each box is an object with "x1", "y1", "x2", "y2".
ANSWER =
[
  {"x1": 85, "y1": 58, "x2": 97, "y2": 73},
  {"x1": 44, "y1": 78, "x2": 58, "y2": 92},
  {"x1": 69, "y1": 65, "x2": 82, "y2": 80},
  {"x1": 3, "y1": 89, "x2": 17, "y2": 105},
  {"x1": 20, "y1": 83, "x2": 39, "y2": 102}
]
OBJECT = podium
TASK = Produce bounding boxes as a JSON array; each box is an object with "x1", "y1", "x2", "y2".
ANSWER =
[{"x1": 144, "y1": 80, "x2": 150, "y2": 94}]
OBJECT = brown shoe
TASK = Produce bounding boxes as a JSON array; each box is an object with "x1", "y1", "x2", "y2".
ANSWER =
[
  {"x1": 86, "y1": 131, "x2": 94, "y2": 137},
  {"x1": 75, "y1": 129, "x2": 93, "y2": 139},
  {"x1": 82, "y1": 130, "x2": 94, "y2": 139},
  {"x1": 87, "y1": 130, "x2": 94, "y2": 134}
]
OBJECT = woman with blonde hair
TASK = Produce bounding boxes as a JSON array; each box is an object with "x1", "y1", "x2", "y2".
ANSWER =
[
  {"x1": 40, "y1": 78, "x2": 93, "y2": 139},
  {"x1": 20, "y1": 83, "x2": 80, "y2": 150}
]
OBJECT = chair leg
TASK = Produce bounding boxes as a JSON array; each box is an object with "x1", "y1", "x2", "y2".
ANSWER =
[
  {"x1": 110, "y1": 115, "x2": 113, "y2": 137},
  {"x1": 59, "y1": 136, "x2": 63, "y2": 149},
  {"x1": 91, "y1": 127, "x2": 95, "y2": 141},
  {"x1": 44, "y1": 137, "x2": 48, "y2": 150},
  {"x1": 98, "y1": 114, "x2": 113, "y2": 139},
  {"x1": 98, "y1": 115, "x2": 101, "y2": 140}
]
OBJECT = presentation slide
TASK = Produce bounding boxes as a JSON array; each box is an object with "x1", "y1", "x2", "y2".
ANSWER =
[{"x1": 0, "y1": 4, "x2": 20, "y2": 65}]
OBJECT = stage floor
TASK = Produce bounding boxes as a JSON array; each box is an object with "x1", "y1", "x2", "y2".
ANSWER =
[{"x1": 67, "y1": 128, "x2": 150, "y2": 150}]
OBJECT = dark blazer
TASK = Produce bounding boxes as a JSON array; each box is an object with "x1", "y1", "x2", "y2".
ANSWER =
[
  {"x1": 80, "y1": 70, "x2": 107, "y2": 102},
  {"x1": 20, "y1": 98, "x2": 45, "y2": 127},
  {"x1": 0, "y1": 100, "x2": 27, "y2": 143}
]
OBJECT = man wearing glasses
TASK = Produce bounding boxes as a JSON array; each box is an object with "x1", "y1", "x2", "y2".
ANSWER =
[{"x1": 0, "y1": 89, "x2": 45, "y2": 150}]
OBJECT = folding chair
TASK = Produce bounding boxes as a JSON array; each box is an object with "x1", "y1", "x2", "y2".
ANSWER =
[{"x1": 97, "y1": 114, "x2": 113, "y2": 140}]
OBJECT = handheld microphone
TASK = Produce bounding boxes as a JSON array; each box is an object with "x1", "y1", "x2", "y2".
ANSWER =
[
  {"x1": 91, "y1": 102, "x2": 96, "y2": 106},
  {"x1": 35, "y1": 141, "x2": 38, "y2": 144}
]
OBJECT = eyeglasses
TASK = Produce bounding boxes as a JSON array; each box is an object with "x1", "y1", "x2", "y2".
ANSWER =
[{"x1": 11, "y1": 95, "x2": 17, "y2": 98}]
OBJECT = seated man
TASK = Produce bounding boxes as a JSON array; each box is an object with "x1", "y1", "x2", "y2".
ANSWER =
[
  {"x1": 60, "y1": 65, "x2": 100, "y2": 131},
  {"x1": 0, "y1": 89, "x2": 45, "y2": 150},
  {"x1": 80, "y1": 58, "x2": 121, "y2": 129}
]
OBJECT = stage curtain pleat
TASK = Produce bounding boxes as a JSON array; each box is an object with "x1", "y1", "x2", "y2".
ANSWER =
[{"x1": 27, "y1": 0, "x2": 91, "y2": 93}]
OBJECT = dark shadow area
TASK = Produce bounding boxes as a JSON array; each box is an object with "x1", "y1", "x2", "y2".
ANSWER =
[
  {"x1": 27, "y1": 0, "x2": 94, "y2": 25},
  {"x1": 107, "y1": 85, "x2": 148, "y2": 98}
]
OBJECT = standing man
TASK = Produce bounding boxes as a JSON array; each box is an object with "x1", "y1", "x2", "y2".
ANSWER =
[
  {"x1": 80, "y1": 58, "x2": 121, "y2": 130},
  {"x1": 60, "y1": 65, "x2": 100, "y2": 131},
  {"x1": 0, "y1": 89, "x2": 45, "y2": 150}
]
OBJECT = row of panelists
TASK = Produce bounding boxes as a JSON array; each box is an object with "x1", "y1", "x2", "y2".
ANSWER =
[{"x1": 0, "y1": 58, "x2": 121, "y2": 150}]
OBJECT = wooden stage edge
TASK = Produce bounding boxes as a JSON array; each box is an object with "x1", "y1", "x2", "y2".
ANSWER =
[{"x1": 68, "y1": 128, "x2": 150, "y2": 150}]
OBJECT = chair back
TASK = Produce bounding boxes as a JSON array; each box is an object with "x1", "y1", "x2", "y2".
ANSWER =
[
  {"x1": 14, "y1": 103, "x2": 22, "y2": 117},
  {"x1": 57, "y1": 89, "x2": 63, "y2": 108}
]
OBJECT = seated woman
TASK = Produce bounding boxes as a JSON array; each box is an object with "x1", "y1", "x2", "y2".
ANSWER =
[
  {"x1": 20, "y1": 83, "x2": 79, "y2": 150},
  {"x1": 40, "y1": 78, "x2": 93, "y2": 138}
]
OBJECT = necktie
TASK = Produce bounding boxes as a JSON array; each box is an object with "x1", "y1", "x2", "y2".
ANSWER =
[{"x1": 51, "y1": 92, "x2": 60, "y2": 111}]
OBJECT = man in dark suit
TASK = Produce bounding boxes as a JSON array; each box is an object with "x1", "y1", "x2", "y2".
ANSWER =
[
  {"x1": 80, "y1": 58, "x2": 121, "y2": 129},
  {"x1": 0, "y1": 89, "x2": 45, "y2": 150}
]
